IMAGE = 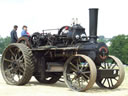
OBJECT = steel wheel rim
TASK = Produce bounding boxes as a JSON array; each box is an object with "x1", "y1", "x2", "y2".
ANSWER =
[
  {"x1": 96, "y1": 55, "x2": 125, "y2": 89},
  {"x1": 1, "y1": 45, "x2": 26, "y2": 84},
  {"x1": 64, "y1": 54, "x2": 97, "y2": 92}
]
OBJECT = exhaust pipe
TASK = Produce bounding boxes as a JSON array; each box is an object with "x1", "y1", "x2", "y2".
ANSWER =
[{"x1": 89, "y1": 8, "x2": 98, "y2": 43}]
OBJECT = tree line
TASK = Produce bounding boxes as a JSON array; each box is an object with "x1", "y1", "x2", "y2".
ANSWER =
[
  {"x1": 0, "y1": 35, "x2": 128, "y2": 64},
  {"x1": 98, "y1": 35, "x2": 128, "y2": 64},
  {"x1": 0, "y1": 36, "x2": 11, "y2": 54},
  {"x1": 109, "y1": 35, "x2": 128, "y2": 64}
]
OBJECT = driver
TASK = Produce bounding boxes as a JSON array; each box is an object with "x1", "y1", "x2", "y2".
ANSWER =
[{"x1": 21, "y1": 25, "x2": 30, "y2": 37}]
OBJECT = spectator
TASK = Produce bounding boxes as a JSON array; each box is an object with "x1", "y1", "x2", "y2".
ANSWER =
[
  {"x1": 10, "y1": 25, "x2": 18, "y2": 43},
  {"x1": 21, "y1": 25, "x2": 30, "y2": 37}
]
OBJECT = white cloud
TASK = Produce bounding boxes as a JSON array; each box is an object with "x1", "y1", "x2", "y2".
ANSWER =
[{"x1": 0, "y1": 0, "x2": 128, "y2": 38}]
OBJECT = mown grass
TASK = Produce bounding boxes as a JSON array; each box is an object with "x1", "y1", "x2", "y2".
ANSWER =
[{"x1": 125, "y1": 66, "x2": 128, "y2": 71}]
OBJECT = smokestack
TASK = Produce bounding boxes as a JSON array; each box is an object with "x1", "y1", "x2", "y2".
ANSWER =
[{"x1": 89, "y1": 8, "x2": 98, "y2": 43}]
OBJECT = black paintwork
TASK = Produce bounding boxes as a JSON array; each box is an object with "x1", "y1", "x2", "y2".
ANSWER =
[{"x1": 30, "y1": 8, "x2": 109, "y2": 64}]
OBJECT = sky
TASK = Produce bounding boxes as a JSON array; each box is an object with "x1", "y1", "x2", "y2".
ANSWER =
[{"x1": 0, "y1": 0, "x2": 128, "y2": 38}]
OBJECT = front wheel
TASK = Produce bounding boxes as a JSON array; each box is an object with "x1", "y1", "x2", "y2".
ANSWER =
[
  {"x1": 63, "y1": 54, "x2": 97, "y2": 92},
  {"x1": 96, "y1": 55, "x2": 125, "y2": 89}
]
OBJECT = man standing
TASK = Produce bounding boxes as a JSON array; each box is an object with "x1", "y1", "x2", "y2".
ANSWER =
[{"x1": 10, "y1": 25, "x2": 18, "y2": 43}]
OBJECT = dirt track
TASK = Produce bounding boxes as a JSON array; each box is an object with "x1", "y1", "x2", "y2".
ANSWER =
[{"x1": 0, "y1": 67, "x2": 128, "y2": 96}]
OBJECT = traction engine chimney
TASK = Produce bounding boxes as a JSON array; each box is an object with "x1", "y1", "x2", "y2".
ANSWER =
[{"x1": 89, "y1": 8, "x2": 98, "y2": 43}]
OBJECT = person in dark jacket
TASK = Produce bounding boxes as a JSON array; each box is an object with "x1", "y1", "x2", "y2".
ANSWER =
[{"x1": 10, "y1": 25, "x2": 18, "y2": 43}]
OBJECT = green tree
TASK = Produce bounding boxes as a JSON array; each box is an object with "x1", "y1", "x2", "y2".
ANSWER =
[
  {"x1": 109, "y1": 35, "x2": 128, "y2": 64},
  {"x1": 98, "y1": 35, "x2": 111, "y2": 43},
  {"x1": 0, "y1": 36, "x2": 11, "y2": 54}
]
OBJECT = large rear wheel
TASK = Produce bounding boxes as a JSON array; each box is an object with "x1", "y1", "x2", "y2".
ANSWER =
[
  {"x1": 1, "y1": 43, "x2": 34, "y2": 85},
  {"x1": 63, "y1": 54, "x2": 97, "y2": 92}
]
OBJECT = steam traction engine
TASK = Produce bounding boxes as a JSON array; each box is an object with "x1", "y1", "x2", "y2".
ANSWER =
[{"x1": 1, "y1": 9, "x2": 125, "y2": 92}]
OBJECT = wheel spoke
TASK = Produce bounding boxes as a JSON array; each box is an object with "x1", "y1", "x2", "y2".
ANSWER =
[
  {"x1": 11, "y1": 73, "x2": 15, "y2": 79},
  {"x1": 19, "y1": 58, "x2": 24, "y2": 64},
  {"x1": 71, "y1": 68, "x2": 77, "y2": 72},
  {"x1": 67, "y1": 73, "x2": 72, "y2": 76},
  {"x1": 104, "y1": 63, "x2": 107, "y2": 69},
  {"x1": 77, "y1": 64, "x2": 80, "y2": 70},
  {"x1": 19, "y1": 68, "x2": 24, "y2": 73},
  {"x1": 8, "y1": 64, "x2": 13, "y2": 68},
  {"x1": 13, "y1": 68, "x2": 18, "y2": 74},
  {"x1": 107, "y1": 63, "x2": 110, "y2": 69},
  {"x1": 5, "y1": 68, "x2": 14, "y2": 78},
  {"x1": 5, "y1": 69, "x2": 11, "y2": 76},
  {"x1": 4, "y1": 58, "x2": 13, "y2": 63},
  {"x1": 71, "y1": 76, "x2": 77, "y2": 81},
  {"x1": 80, "y1": 65, "x2": 84, "y2": 71},
  {"x1": 18, "y1": 55, "x2": 23, "y2": 61},
  {"x1": 107, "y1": 78, "x2": 111, "y2": 88},
  {"x1": 100, "y1": 64, "x2": 105, "y2": 69},
  {"x1": 81, "y1": 77, "x2": 84, "y2": 87},
  {"x1": 9, "y1": 49, "x2": 15, "y2": 57},
  {"x1": 108, "y1": 60, "x2": 115, "y2": 69},
  {"x1": 70, "y1": 62, "x2": 78, "y2": 70},
  {"x1": 109, "y1": 63, "x2": 113, "y2": 69},
  {"x1": 82, "y1": 71, "x2": 90, "y2": 74},
  {"x1": 17, "y1": 73, "x2": 21, "y2": 79},
  {"x1": 16, "y1": 48, "x2": 21, "y2": 54},
  {"x1": 102, "y1": 78, "x2": 106, "y2": 85},
  {"x1": 110, "y1": 78, "x2": 113, "y2": 87},
  {"x1": 81, "y1": 75, "x2": 88, "y2": 83},
  {"x1": 81, "y1": 63, "x2": 88, "y2": 71},
  {"x1": 77, "y1": 77, "x2": 81, "y2": 88},
  {"x1": 10, "y1": 56, "x2": 15, "y2": 61},
  {"x1": 82, "y1": 73, "x2": 89, "y2": 80},
  {"x1": 111, "y1": 64, "x2": 117, "y2": 69},
  {"x1": 20, "y1": 63, "x2": 25, "y2": 70},
  {"x1": 113, "y1": 78, "x2": 118, "y2": 81},
  {"x1": 77, "y1": 57, "x2": 81, "y2": 70}
]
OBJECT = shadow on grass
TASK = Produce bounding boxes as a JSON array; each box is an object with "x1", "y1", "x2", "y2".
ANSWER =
[
  {"x1": 27, "y1": 81, "x2": 67, "y2": 88},
  {"x1": 25, "y1": 80, "x2": 128, "y2": 93}
]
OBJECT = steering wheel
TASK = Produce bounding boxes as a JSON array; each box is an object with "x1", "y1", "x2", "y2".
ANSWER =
[
  {"x1": 31, "y1": 32, "x2": 41, "y2": 47},
  {"x1": 58, "y1": 26, "x2": 70, "y2": 35}
]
